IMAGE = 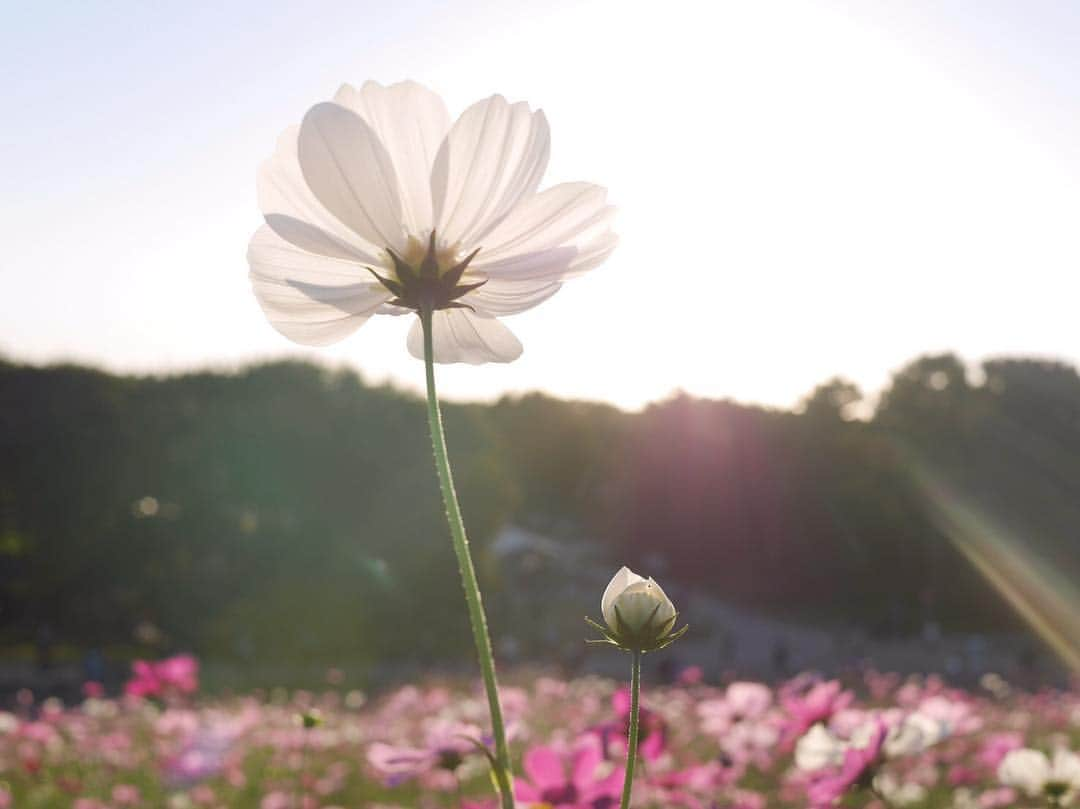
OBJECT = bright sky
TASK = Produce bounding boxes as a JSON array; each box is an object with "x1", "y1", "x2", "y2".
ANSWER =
[{"x1": 3, "y1": 0, "x2": 1079, "y2": 410}]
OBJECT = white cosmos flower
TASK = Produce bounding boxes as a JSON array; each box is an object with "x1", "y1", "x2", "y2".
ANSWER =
[
  {"x1": 795, "y1": 723, "x2": 847, "y2": 771},
  {"x1": 999, "y1": 747, "x2": 1080, "y2": 802},
  {"x1": 872, "y1": 773, "x2": 927, "y2": 807},
  {"x1": 882, "y1": 711, "x2": 950, "y2": 758},
  {"x1": 248, "y1": 80, "x2": 618, "y2": 363},
  {"x1": 601, "y1": 566, "x2": 677, "y2": 637},
  {"x1": 795, "y1": 712, "x2": 947, "y2": 774}
]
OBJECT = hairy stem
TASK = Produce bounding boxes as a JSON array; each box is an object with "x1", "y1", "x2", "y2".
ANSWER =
[
  {"x1": 620, "y1": 650, "x2": 642, "y2": 809},
  {"x1": 420, "y1": 307, "x2": 515, "y2": 809}
]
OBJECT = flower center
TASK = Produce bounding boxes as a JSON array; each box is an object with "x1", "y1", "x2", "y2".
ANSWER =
[
  {"x1": 436, "y1": 748, "x2": 463, "y2": 771},
  {"x1": 540, "y1": 783, "x2": 579, "y2": 804},
  {"x1": 366, "y1": 231, "x2": 485, "y2": 314},
  {"x1": 1045, "y1": 781, "x2": 1070, "y2": 799}
]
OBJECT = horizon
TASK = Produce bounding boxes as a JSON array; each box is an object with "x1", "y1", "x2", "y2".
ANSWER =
[{"x1": 4, "y1": 345, "x2": 1074, "y2": 416}]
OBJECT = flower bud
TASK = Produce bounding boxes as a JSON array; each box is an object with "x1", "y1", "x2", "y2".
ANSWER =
[{"x1": 587, "y1": 566, "x2": 686, "y2": 653}]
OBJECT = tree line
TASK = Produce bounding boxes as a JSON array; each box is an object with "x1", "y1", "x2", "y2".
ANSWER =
[{"x1": 2, "y1": 353, "x2": 1078, "y2": 669}]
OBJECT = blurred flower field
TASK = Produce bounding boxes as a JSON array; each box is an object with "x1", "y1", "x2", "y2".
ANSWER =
[
  {"x1": 2, "y1": 652, "x2": 1080, "y2": 803},
  {"x1": 2, "y1": 659, "x2": 1079, "y2": 809}
]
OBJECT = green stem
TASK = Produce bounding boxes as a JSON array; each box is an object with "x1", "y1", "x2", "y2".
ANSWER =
[
  {"x1": 619, "y1": 650, "x2": 642, "y2": 809},
  {"x1": 420, "y1": 307, "x2": 515, "y2": 809}
]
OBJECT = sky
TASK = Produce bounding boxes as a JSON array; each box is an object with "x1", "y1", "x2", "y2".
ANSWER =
[{"x1": 3, "y1": 0, "x2": 1080, "y2": 410}]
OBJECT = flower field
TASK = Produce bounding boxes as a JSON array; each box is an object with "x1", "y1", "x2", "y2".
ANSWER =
[{"x1": 3, "y1": 661, "x2": 1079, "y2": 809}]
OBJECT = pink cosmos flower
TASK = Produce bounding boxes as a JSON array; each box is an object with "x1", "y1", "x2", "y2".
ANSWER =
[
  {"x1": 156, "y1": 654, "x2": 199, "y2": 692},
  {"x1": 125, "y1": 660, "x2": 163, "y2": 697},
  {"x1": 978, "y1": 786, "x2": 1018, "y2": 808},
  {"x1": 699, "y1": 682, "x2": 772, "y2": 732},
  {"x1": 779, "y1": 679, "x2": 854, "y2": 751},
  {"x1": 699, "y1": 682, "x2": 773, "y2": 734},
  {"x1": 697, "y1": 682, "x2": 781, "y2": 771},
  {"x1": 976, "y1": 732, "x2": 1024, "y2": 771},
  {"x1": 917, "y1": 694, "x2": 982, "y2": 736},
  {"x1": 19, "y1": 720, "x2": 60, "y2": 745},
  {"x1": 515, "y1": 739, "x2": 624, "y2": 809},
  {"x1": 947, "y1": 764, "x2": 982, "y2": 786},
  {"x1": 190, "y1": 784, "x2": 217, "y2": 805},
  {"x1": 728, "y1": 789, "x2": 767, "y2": 809},
  {"x1": 366, "y1": 721, "x2": 484, "y2": 788},
  {"x1": 160, "y1": 712, "x2": 252, "y2": 787},
  {"x1": 111, "y1": 784, "x2": 141, "y2": 806},
  {"x1": 596, "y1": 686, "x2": 666, "y2": 761},
  {"x1": 125, "y1": 654, "x2": 199, "y2": 698},
  {"x1": 805, "y1": 721, "x2": 887, "y2": 808},
  {"x1": 260, "y1": 792, "x2": 291, "y2": 809},
  {"x1": 647, "y1": 762, "x2": 741, "y2": 809},
  {"x1": 864, "y1": 669, "x2": 901, "y2": 701},
  {"x1": 678, "y1": 666, "x2": 705, "y2": 685}
]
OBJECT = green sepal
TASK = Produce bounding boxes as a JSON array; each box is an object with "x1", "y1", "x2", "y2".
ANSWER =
[
  {"x1": 366, "y1": 267, "x2": 404, "y2": 296},
  {"x1": 367, "y1": 231, "x2": 488, "y2": 313},
  {"x1": 298, "y1": 710, "x2": 323, "y2": 729},
  {"x1": 585, "y1": 611, "x2": 688, "y2": 654},
  {"x1": 447, "y1": 279, "x2": 487, "y2": 300},
  {"x1": 386, "y1": 249, "x2": 417, "y2": 284},
  {"x1": 441, "y1": 246, "x2": 481, "y2": 287}
]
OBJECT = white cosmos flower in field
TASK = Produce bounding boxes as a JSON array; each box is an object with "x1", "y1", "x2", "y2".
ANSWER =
[
  {"x1": 998, "y1": 747, "x2": 1080, "y2": 803},
  {"x1": 590, "y1": 566, "x2": 686, "y2": 652},
  {"x1": 794, "y1": 712, "x2": 948, "y2": 773},
  {"x1": 601, "y1": 566, "x2": 676, "y2": 637},
  {"x1": 248, "y1": 80, "x2": 618, "y2": 363}
]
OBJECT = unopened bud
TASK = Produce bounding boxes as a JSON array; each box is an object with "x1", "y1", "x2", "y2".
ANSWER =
[{"x1": 587, "y1": 566, "x2": 687, "y2": 653}]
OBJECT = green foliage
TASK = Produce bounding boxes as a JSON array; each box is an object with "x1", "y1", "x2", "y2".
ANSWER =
[{"x1": 2, "y1": 352, "x2": 1079, "y2": 666}]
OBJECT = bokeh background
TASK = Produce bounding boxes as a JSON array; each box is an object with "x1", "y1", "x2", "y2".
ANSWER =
[{"x1": 4, "y1": 0, "x2": 1080, "y2": 696}]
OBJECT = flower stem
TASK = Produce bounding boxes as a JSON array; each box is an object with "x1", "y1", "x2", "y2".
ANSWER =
[
  {"x1": 619, "y1": 650, "x2": 642, "y2": 809},
  {"x1": 420, "y1": 307, "x2": 515, "y2": 809}
]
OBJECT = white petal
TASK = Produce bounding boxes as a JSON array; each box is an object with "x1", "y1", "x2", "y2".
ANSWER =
[
  {"x1": 470, "y1": 183, "x2": 617, "y2": 287},
  {"x1": 998, "y1": 749, "x2": 1050, "y2": 796},
  {"x1": 258, "y1": 126, "x2": 384, "y2": 263},
  {"x1": 471, "y1": 246, "x2": 578, "y2": 284},
  {"x1": 645, "y1": 577, "x2": 677, "y2": 623},
  {"x1": 405, "y1": 309, "x2": 522, "y2": 364},
  {"x1": 564, "y1": 230, "x2": 619, "y2": 278},
  {"x1": 335, "y1": 81, "x2": 450, "y2": 236},
  {"x1": 601, "y1": 566, "x2": 644, "y2": 629},
  {"x1": 475, "y1": 182, "x2": 615, "y2": 267},
  {"x1": 432, "y1": 95, "x2": 549, "y2": 247},
  {"x1": 726, "y1": 682, "x2": 772, "y2": 716},
  {"x1": 464, "y1": 276, "x2": 563, "y2": 316},
  {"x1": 885, "y1": 716, "x2": 929, "y2": 758},
  {"x1": 795, "y1": 724, "x2": 846, "y2": 771},
  {"x1": 299, "y1": 102, "x2": 408, "y2": 253},
  {"x1": 1051, "y1": 749, "x2": 1080, "y2": 787},
  {"x1": 264, "y1": 214, "x2": 374, "y2": 263},
  {"x1": 248, "y1": 225, "x2": 389, "y2": 346},
  {"x1": 461, "y1": 235, "x2": 614, "y2": 314}
]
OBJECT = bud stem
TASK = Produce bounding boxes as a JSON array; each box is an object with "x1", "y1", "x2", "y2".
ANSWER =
[
  {"x1": 420, "y1": 307, "x2": 515, "y2": 809},
  {"x1": 619, "y1": 650, "x2": 642, "y2": 809}
]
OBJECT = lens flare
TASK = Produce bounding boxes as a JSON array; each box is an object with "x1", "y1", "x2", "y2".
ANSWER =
[{"x1": 904, "y1": 453, "x2": 1080, "y2": 673}]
